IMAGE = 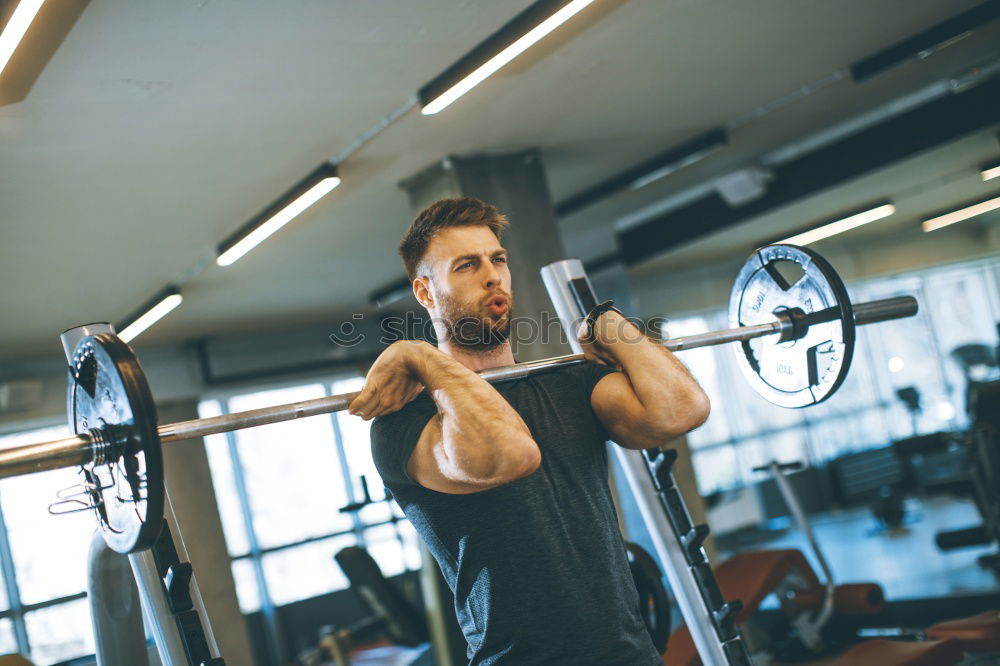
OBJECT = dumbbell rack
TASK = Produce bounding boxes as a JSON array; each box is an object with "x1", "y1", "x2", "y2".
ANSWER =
[{"x1": 542, "y1": 259, "x2": 753, "y2": 665}]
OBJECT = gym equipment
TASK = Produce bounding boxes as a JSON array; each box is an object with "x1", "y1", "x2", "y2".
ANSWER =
[
  {"x1": 0, "y1": 244, "x2": 918, "y2": 666},
  {"x1": 53, "y1": 332, "x2": 164, "y2": 554},
  {"x1": 829, "y1": 447, "x2": 907, "y2": 530},
  {"x1": 729, "y1": 245, "x2": 854, "y2": 408},
  {"x1": 667, "y1": 457, "x2": 997, "y2": 665},
  {"x1": 60, "y1": 324, "x2": 222, "y2": 666},
  {"x1": 626, "y1": 542, "x2": 673, "y2": 654},
  {"x1": 935, "y1": 379, "x2": 1000, "y2": 572},
  {"x1": 0, "y1": 246, "x2": 917, "y2": 554},
  {"x1": 543, "y1": 258, "x2": 754, "y2": 665},
  {"x1": 299, "y1": 546, "x2": 431, "y2": 666}
]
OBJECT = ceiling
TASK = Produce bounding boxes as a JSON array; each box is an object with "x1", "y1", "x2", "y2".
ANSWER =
[{"x1": 1, "y1": 0, "x2": 998, "y2": 361}]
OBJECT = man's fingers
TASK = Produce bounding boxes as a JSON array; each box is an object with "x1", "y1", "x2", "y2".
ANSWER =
[
  {"x1": 348, "y1": 380, "x2": 378, "y2": 416},
  {"x1": 356, "y1": 394, "x2": 384, "y2": 420}
]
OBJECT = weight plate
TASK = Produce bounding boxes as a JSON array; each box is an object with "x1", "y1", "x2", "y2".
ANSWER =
[
  {"x1": 66, "y1": 333, "x2": 163, "y2": 553},
  {"x1": 626, "y1": 542, "x2": 671, "y2": 654},
  {"x1": 728, "y1": 244, "x2": 855, "y2": 408}
]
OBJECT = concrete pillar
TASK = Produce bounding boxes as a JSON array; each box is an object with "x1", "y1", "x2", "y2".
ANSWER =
[
  {"x1": 400, "y1": 150, "x2": 569, "y2": 362},
  {"x1": 156, "y1": 400, "x2": 256, "y2": 666}
]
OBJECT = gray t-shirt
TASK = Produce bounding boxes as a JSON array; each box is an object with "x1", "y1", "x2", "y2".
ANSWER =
[{"x1": 370, "y1": 360, "x2": 662, "y2": 666}]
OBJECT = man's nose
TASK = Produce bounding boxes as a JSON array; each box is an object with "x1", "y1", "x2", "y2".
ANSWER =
[{"x1": 483, "y1": 262, "x2": 501, "y2": 288}]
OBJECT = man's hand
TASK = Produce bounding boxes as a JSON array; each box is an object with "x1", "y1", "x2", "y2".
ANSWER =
[
  {"x1": 577, "y1": 309, "x2": 644, "y2": 370},
  {"x1": 348, "y1": 340, "x2": 429, "y2": 420}
]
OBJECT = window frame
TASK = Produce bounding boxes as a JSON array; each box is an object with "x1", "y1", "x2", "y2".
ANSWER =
[{"x1": 0, "y1": 422, "x2": 96, "y2": 661}]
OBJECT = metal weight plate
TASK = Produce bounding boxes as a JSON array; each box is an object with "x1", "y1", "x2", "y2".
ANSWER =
[
  {"x1": 66, "y1": 333, "x2": 163, "y2": 553},
  {"x1": 728, "y1": 244, "x2": 855, "y2": 408}
]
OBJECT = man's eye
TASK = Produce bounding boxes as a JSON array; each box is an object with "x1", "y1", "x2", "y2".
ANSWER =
[
  {"x1": 493, "y1": 256, "x2": 507, "y2": 263},
  {"x1": 457, "y1": 262, "x2": 473, "y2": 271}
]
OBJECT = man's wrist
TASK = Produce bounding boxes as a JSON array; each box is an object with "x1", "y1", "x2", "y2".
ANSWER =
[
  {"x1": 593, "y1": 309, "x2": 642, "y2": 347},
  {"x1": 399, "y1": 340, "x2": 434, "y2": 375},
  {"x1": 584, "y1": 300, "x2": 624, "y2": 343}
]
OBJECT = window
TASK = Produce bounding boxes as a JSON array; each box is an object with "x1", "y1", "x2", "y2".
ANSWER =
[
  {"x1": 667, "y1": 258, "x2": 1000, "y2": 495},
  {"x1": 0, "y1": 425, "x2": 96, "y2": 665},
  {"x1": 199, "y1": 375, "x2": 420, "y2": 655}
]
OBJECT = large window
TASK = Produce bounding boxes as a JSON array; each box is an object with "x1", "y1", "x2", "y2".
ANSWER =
[
  {"x1": 199, "y1": 376, "x2": 422, "y2": 654},
  {"x1": 0, "y1": 425, "x2": 97, "y2": 665},
  {"x1": 669, "y1": 259, "x2": 1000, "y2": 495}
]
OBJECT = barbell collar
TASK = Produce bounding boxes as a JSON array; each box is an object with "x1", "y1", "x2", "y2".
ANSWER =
[{"x1": 0, "y1": 295, "x2": 917, "y2": 481}]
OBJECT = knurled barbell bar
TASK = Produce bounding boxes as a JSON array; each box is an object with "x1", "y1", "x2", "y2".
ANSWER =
[{"x1": 0, "y1": 244, "x2": 918, "y2": 553}]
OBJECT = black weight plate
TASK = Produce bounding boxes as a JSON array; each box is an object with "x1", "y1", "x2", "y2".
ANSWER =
[
  {"x1": 66, "y1": 333, "x2": 163, "y2": 553},
  {"x1": 626, "y1": 542, "x2": 671, "y2": 654},
  {"x1": 728, "y1": 245, "x2": 855, "y2": 408}
]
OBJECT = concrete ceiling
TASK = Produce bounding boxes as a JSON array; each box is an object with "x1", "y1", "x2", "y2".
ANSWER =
[{"x1": 1, "y1": 0, "x2": 998, "y2": 361}]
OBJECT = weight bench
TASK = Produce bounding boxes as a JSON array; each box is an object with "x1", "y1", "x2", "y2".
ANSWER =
[
  {"x1": 825, "y1": 638, "x2": 963, "y2": 666},
  {"x1": 663, "y1": 548, "x2": 982, "y2": 666}
]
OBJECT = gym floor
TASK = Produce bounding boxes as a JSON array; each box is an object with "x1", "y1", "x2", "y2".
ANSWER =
[{"x1": 728, "y1": 496, "x2": 1000, "y2": 602}]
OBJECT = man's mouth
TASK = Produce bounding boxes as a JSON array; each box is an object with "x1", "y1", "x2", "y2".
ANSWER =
[{"x1": 486, "y1": 295, "x2": 509, "y2": 317}]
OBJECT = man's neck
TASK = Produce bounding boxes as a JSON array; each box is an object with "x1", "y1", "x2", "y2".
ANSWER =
[{"x1": 438, "y1": 339, "x2": 515, "y2": 372}]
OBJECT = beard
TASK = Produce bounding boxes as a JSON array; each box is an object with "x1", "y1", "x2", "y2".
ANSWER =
[{"x1": 436, "y1": 290, "x2": 513, "y2": 351}]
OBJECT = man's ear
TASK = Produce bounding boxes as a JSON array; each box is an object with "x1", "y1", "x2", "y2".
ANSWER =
[{"x1": 412, "y1": 276, "x2": 433, "y2": 308}]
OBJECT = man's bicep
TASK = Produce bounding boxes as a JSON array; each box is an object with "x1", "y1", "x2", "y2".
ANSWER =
[{"x1": 590, "y1": 371, "x2": 662, "y2": 450}]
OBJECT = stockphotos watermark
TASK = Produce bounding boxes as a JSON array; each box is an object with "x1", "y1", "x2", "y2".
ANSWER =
[{"x1": 328, "y1": 311, "x2": 674, "y2": 349}]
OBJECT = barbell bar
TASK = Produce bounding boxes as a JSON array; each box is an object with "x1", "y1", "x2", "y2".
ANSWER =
[{"x1": 0, "y1": 294, "x2": 916, "y2": 481}]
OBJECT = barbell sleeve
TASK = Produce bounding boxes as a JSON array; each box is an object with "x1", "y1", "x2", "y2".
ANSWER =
[{"x1": 0, "y1": 295, "x2": 917, "y2": 480}]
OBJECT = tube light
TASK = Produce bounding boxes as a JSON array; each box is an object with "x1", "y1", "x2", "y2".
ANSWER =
[
  {"x1": 0, "y1": 0, "x2": 45, "y2": 77},
  {"x1": 420, "y1": 0, "x2": 596, "y2": 115},
  {"x1": 217, "y1": 164, "x2": 340, "y2": 267},
  {"x1": 922, "y1": 194, "x2": 1000, "y2": 232},
  {"x1": 118, "y1": 288, "x2": 183, "y2": 343},
  {"x1": 779, "y1": 203, "x2": 896, "y2": 246},
  {"x1": 981, "y1": 161, "x2": 1000, "y2": 181}
]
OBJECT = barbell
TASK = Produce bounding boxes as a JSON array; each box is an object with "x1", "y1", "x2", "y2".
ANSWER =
[{"x1": 0, "y1": 244, "x2": 917, "y2": 553}]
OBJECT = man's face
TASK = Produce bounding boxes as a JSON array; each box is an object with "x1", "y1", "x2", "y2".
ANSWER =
[{"x1": 419, "y1": 225, "x2": 514, "y2": 350}]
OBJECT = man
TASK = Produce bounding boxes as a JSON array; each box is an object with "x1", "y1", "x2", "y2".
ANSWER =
[{"x1": 349, "y1": 197, "x2": 709, "y2": 665}]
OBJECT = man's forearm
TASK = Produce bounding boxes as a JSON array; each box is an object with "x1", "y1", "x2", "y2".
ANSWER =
[{"x1": 410, "y1": 344, "x2": 539, "y2": 481}]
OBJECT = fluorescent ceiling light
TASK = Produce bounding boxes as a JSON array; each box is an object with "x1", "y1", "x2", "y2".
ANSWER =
[
  {"x1": 922, "y1": 194, "x2": 1000, "y2": 232},
  {"x1": 981, "y1": 161, "x2": 1000, "y2": 181},
  {"x1": 420, "y1": 0, "x2": 596, "y2": 115},
  {"x1": 779, "y1": 203, "x2": 896, "y2": 245},
  {"x1": 217, "y1": 164, "x2": 340, "y2": 267},
  {"x1": 0, "y1": 0, "x2": 45, "y2": 77},
  {"x1": 118, "y1": 288, "x2": 183, "y2": 343}
]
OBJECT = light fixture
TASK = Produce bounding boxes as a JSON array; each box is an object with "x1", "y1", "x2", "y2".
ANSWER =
[
  {"x1": 117, "y1": 287, "x2": 183, "y2": 343},
  {"x1": 887, "y1": 356, "x2": 905, "y2": 373},
  {"x1": 922, "y1": 193, "x2": 1000, "y2": 232},
  {"x1": 0, "y1": 0, "x2": 45, "y2": 77},
  {"x1": 217, "y1": 163, "x2": 340, "y2": 267},
  {"x1": 981, "y1": 160, "x2": 1000, "y2": 181},
  {"x1": 419, "y1": 0, "x2": 596, "y2": 115},
  {"x1": 779, "y1": 203, "x2": 896, "y2": 246},
  {"x1": 555, "y1": 129, "x2": 728, "y2": 217},
  {"x1": 370, "y1": 277, "x2": 413, "y2": 309}
]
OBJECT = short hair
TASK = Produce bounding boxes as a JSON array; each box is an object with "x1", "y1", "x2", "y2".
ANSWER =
[{"x1": 398, "y1": 197, "x2": 509, "y2": 280}]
